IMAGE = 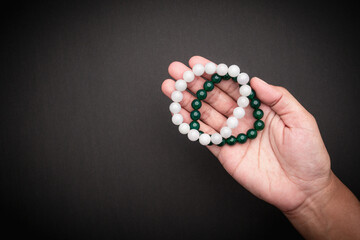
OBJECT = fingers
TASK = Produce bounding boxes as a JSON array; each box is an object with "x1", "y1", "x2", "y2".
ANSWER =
[
  {"x1": 250, "y1": 77, "x2": 315, "y2": 129},
  {"x1": 168, "y1": 61, "x2": 238, "y2": 117}
]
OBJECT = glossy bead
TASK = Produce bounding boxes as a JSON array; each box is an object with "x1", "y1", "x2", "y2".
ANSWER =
[
  {"x1": 233, "y1": 107, "x2": 245, "y2": 119},
  {"x1": 250, "y1": 98, "x2": 261, "y2": 109},
  {"x1": 237, "y1": 96, "x2": 250, "y2": 108},
  {"x1": 172, "y1": 113, "x2": 183, "y2": 125},
  {"x1": 171, "y1": 91, "x2": 183, "y2": 102},
  {"x1": 196, "y1": 89, "x2": 207, "y2": 100},
  {"x1": 169, "y1": 102, "x2": 181, "y2": 114},
  {"x1": 190, "y1": 110, "x2": 201, "y2": 120},
  {"x1": 220, "y1": 126, "x2": 232, "y2": 138},
  {"x1": 210, "y1": 133, "x2": 223, "y2": 145},
  {"x1": 232, "y1": 77, "x2": 237, "y2": 82},
  {"x1": 183, "y1": 70, "x2": 195, "y2": 83},
  {"x1": 218, "y1": 138, "x2": 226, "y2": 146},
  {"x1": 254, "y1": 120, "x2": 265, "y2": 131},
  {"x1": 190, "y1": 121, "x2": 200, "y2": 130},
  {"x1": 228, "y1": 65, "x2": 240, "y2": 77},
  {"x1": 178, "y1": 123, "x2": 190, "y2": 134},
  {"x1": 216, "y1": 63, "x2": 228, "y2": 76},
  {"x1": 205, "y1": 62, "x2": 217, "y2": 75},
  {"x1": 237, "y1": 133, "x2": 247, "y2": 144},
  {"x1": 247, "y1": 129, "x2": 257, "y2": 139},
  {"x1": 248, "y1": 90, "x2": 256, "y2": 100},
  {"x1": 222, "y1": 73, "x2": 231, "y2": 80},
  {"x1": 175, "y1": 79, "x2": 187, "y2": 91},
  {"x1": 239, "y1": 85, "x2": 252, "y2": 97},
  {"x1": 192, "y1": 64, "x2": 205, "y2": 76},
  {"x1": 188, "y1": 129, "x2": 200, "y2": 141},
  {"x1": 191, "y1": 99, "x2": 202, "y2": 110},
  {"x1": 211, "y1": 73, "x2": 222, "y2": 83},
  {"x1": 237, "y1": 72, "x2": 249, "y2": 85},
  {"x1": 226, "y1": 116, "x2": 238, "y2": 129},
  {"x1": 253, "y1": 109, "x2": 264, "y2": 119},
  {"x1": 226, "y1": 136, "x2": 237, "y2": 145},
  {"x1": 199, "y1": 133, "x2": 211, "y2": 145},
  {"x1": 203, "y1": 81, "x2": 214, "y2": 91}
]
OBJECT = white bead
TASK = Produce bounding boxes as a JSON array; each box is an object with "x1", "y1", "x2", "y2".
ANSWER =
[
  {"x1": 169, "y1": 102, "x2": 181, "y2": 113},
  {"x1": 226, "y1": 116, "x2": 239, "y2": 129},
  {"x1": 178, "y1": 123, "x2": 190, "y2": 134},
  {"x1": 210, "y1": 133, "x2": 223, "y2": 145},
  {"x1": 216, "y1": 63, "x2": 228, "y2": 76},
  {"x1": 237, "y1": 72, "x2": 250, "y2": 85},
  {"x1": 183, "y1": 70, "x2": 195, "y2": 83},
  {"x1": 199, "y1": 133, "x2": 211, "y2": 145},
  {"x1": 172, "y1": 113, "x2": 183, "y2": 125},
  {"x1": 192, "y1": 64, "x2": 205, "y2": 76},
  {"x1": 220, "y1": 126, "x2": 232, "y2": 138},
  {"x1": 204, "y1": 62, "x2": 217, "y2": 75},
  {"x1": 187, "y1": 129, "x2": 200, "y2": 141},
  {"x1": 233, "y1": 107, "x2": 245, "y2": 119},
  {"x1": 175, "y1": 79, "x2": 187, "y2": 91},
  {"x1": 228, "y1": 65, "x2": 240, "y2": 77},
  {"x1": 239, "y1": 85, "x2": 252, "y2": 97},
  {"x1": 171, "y1": 91, "x2": 183, "y2": 102},
  {"x1": 237, "y1": 96, "x2": 250, "y2": 108}
]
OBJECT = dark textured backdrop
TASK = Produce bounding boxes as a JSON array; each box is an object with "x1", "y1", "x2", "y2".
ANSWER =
[{"x1": 1, "y1": 1, "x2": 359, "y2": 239}]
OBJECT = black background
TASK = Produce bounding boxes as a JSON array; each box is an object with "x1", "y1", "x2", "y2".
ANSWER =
[{"x1": 1, "y1": 1, "x2": 359, "y2": 239}]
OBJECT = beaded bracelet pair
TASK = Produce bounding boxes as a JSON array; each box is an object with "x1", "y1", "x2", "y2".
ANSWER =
[{"x1": 169, "y1": 62, "x2": 265, "y2": 146}]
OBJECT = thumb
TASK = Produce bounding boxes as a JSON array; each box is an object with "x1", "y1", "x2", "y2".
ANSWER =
[{"x1": 250, "y1": 77, "x2": 315, "y2": 129}]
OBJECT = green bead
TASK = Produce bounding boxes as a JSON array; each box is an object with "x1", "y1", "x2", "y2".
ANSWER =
[
  {"x1": 254, "y1": 120, "x2": 265, "y2": 131},
  {"x1": 232, "y1": 77, "x2": 238, "y2": 82},
  {"x1": 208, "y1": 142, "x2": 213, "y2": 146},
  {"x1": 199, "y1": 130, "x2": 204, "y2": 135},
  {"x1": 211, "y1": 74, "x2": 222, "y2": 83},
  {"x1": 237, "y1": 133, "x2": 247, "y2": 144},
  {"x1": 248, "y1": 90, "x2": 256, "y2": 100},
  {"x1": 203, "y1": 81, "x2": 214, "y2": 92},
  {"x1": 226, "y1": 136, "x2": 237, "y2": 145},
  {"x1": 196, "y1": 89, "x2": 207, "y2": 100},
  {"x1": 190, "y1": 110, "x2": 201, "y2": 120},
  {"x1": 191, "y1": 99, "x2": 202, "y2": 110},
  {"x1": 218, "y1": 138, "x2": 226, "y2": 146},
  {"x1": 190, "y1": 121, "x2": 200, "y2": 130},
  {"x1": 222, "y1": 73, "x2": 231, "y2": 80},
  {"x1": 247, "y1": 129, "x2": 257, "y2": 139},
  {"x1": 253, "y1": 109, "x2": 264, "y2": 119},
  {"x1": 250, "y1": 98, "x2": 261, "y2": 109}
]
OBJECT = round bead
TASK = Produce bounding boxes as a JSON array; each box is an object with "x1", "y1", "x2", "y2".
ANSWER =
[
  {"x1": 178, "y1": 123, "x2": 190, "y2": 134},
  {"x1": 205, "y1": 62, "x2": 217, "y2": 75},
  {"x1": 228, "y1": 65, "x2": 240, "y2": 77},
  {"x1": 191, "y1": 99, "x2": 202, "y2": 110},
  {"x1": 190, "y1": 110, "x2": 201, "y2": 121},
  {"x1": 183, "y1": 70, "x2": 195, "y2": 83},
  {"x1": 233, "y1": 107, "x2": 245, "y2": 119},
  {"x1": 237, "y1": 96, "x2": 250, "y2": 108},
  {"x1": 171, "y1": 91, "x2": 183, "y2": 102},
  {"x1": 254, "y1": 120, "x2": 265, "y2": 131},
  {"x1": 237, "y1": 133, "x2": 247, "y2": 144},
  {"x1": 199, "y1": 133, "x2": 211, "y2": 145},
  {"x1": 248, "y1": 90, "x2": 256, "y2": 100},
  {"x1": 175, "y1": 79, "x2": 187, "y2": 91},
  {"x1": 253, "y1": 109, "x2": 264, "y2": 119},
  {"x1": 247, "y1": 129, "x2": 257, "y2": 139},
  {"x1": 237, "y1": 72, "x2": 250, "y2": 85},
  {"x1": 210, "y1": 133, "x2": 223, "y2": 145},
  {"x1": 189, "y1": 121, "x2": 200, "y2": 130},
  {"x1": 226, "y1": 136, "x2": 237, "y2": 145},
  {"x1": 172, "y1": 113, "x2": 183, "y2": 125},
  {"x1": 188, "y1": 129, "x2": 200, "y2": 141},
  {"x1": 203, "y1": 81, "x2": 214, "y2": 91},
  {"x1": 218, "y1": 138, "x2": 226, "y2": 146},
  {"x1": 250, "y1": 99, "x2": 261, "y2": 109},
  {"x1": 222, "y1": 73, "x2": 231, "y2": 80},
  {"x1": 216, "y1": 63, "x2": 228, "y2": 76},
  {"x1": 239, "y1": 85, "x2": 252, "y2": 97},
  {"x1": 169, "y1": 102, "x2": 181, "y2": 114},
  {"x1": 192, "y1": 64, "x2": 205, "y2": 76},
  {"x1": 220, "y1": 126, "x2": 232, "y2": 138},
  {"x1": 196, "y1": 89, "x2": 207, "y2": 100},
  {"x1": 226, "y1": 116, "x2": 239, "y2": 129},
  {"x1": 211, "y1": 73, "x2": 222, "y2": 83}
]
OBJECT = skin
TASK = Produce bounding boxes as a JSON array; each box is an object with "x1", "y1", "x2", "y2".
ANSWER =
[{"x1": 161, "y1": 56, "x2": 360, "y2": 239}]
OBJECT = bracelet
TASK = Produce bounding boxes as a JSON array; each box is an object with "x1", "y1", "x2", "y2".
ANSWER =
[{"x1": 169, "y1": 62, "x2": 265, "y2": 146}]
